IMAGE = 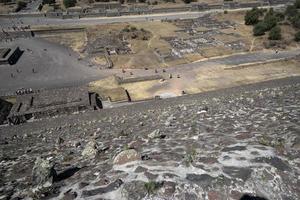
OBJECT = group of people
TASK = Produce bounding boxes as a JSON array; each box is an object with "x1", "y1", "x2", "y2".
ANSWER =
[{"x1": 15, "y1": 88, "x2": 34, "y2": 95}]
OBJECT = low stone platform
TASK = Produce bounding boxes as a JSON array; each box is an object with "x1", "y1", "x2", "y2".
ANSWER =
[
  {"x1": 0, "y1": 46, "x2": 22, "y2": 65},
  {"x1": 0, "y1": 77, "x2": 299, "y2": 199},
  {"x1": 7, "y1": 86, "x2": 102, "y2": 124}
]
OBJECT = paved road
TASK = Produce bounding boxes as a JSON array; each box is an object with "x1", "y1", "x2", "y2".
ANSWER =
[
  {"x1": 0, "y1": 11, "x2": 211, "y2": 28},
  {"x1": 0, "y1": 5, "x2": 285, "y2": 28}
]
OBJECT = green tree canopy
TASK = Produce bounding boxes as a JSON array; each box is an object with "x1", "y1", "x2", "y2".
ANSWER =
[
  {"x1": 244, "y1": 7, "x2": 262, "y2": 25},
  {"x1": 285, "y1": 5, "x2": 298, "y2": 18},
  {"x1": 268, "y1": 26, "x2": 282, "y2": 40},
  {"x1": 295, "y1": 31, "x2": 300, "y2": 42},
  {"x1": 263, "y1": 14, "x2": 278, "y2": 31},
  {"x1": 63, "y1": 0, "x2": 76, "y2": 8},
  {"x1": 295, "y1": 0, "x2": 300, "y2": 9},
  {"x1": 290, "y1": 13, "x2": 300, "y2": 29},
  {"x1": 253, "y1": 22, "x2": 266, "y2": 36}
]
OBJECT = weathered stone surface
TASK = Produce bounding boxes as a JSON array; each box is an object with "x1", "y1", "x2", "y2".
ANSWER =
[
  {"x1": 82, "y1": 179, "x2": 123, "y2": 197},
  {"x1": 1, "y1": 78, "x2": 300, "y2": 199},
  {"x1": 252, "y1": 157, "x2": 290, "y2": 171},
  {"x1": 186, "y1": 174, "x2": 215, "y2": 187},
  {"x1": 121, "y1": 181, "x2": 148, "y2": 200},
  {"x1": 223, "y1": 167, "x2": 252, "y2": 182},
  {"x1": 148, "y1": 129, "x2": 165, "y2": 139},
  {"x1": 113, "y1": 149, "x2": 140, "y2": 165},
  {"x1": 81, "y1": 140, "x2": 99, "y2": 158},
  {"x1": 32, "y1": 157, "x2": 56, "y2": 187}
]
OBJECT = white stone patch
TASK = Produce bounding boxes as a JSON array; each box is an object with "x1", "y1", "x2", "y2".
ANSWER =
[
  {"x1": 217, "y1": 144, "x2": 275, "y2": 167},
  {"x1": 113, "y1": 161, "x2": 208, "y2": 183}
]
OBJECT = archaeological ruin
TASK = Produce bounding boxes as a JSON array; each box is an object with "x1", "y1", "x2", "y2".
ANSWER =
[
  {"x1": 0, "y1": 46, "x2": 23, "y2": 65},
  {"x1": 8, "y1": 86, "x2": 102, "y2": 124}
]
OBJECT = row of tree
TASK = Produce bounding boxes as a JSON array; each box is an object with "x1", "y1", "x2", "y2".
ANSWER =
[{"x1": 244, "y1": 0, "x2": 300, "y2": 41}]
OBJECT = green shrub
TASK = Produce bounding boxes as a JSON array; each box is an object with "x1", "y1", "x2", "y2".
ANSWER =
[
  {"x1": 16, "y1": 0, "x2": 27, "y2": 11},
  {"x1": 263, "y1": 15, "x2": 278, "y2": 31},
  {"x1": 183, "y1": 0, "x2": 196, "y2": 3},
  {"x1": 285, "y1": 5, "x2": 298, "y2": 18},
  {"x1": 244, "y1": 7, "x2": 261, "y2": 25},
  {"x1": 144, "y1": 182, "x2": 162, "y2": 194},
  {"x1": 274, "y1": 12, "x2": 285, "y2": 21},
  {"x1": 295, "y1": 0, "x2": 300, "y2": 9},
  {"x1": 295, "y1": 31, "x2": 300, "y2": 42},
  {"x1": 253, "y1": 22, "x2": 267, "y2": 36},
  {"x1": 42, "y1": 0, "x2": 55, "y2": 4},
  {"x1": 268, "y1": 26, "x2": 282, "y2": 40},
  {"x1": 63, "y1": 0, "x2": 76, "y2": 8},
  {"x1": 290, "y1": 13, "x2": 300, "y2": 29}
]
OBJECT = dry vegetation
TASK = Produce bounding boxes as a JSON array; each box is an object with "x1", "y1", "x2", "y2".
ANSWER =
[
  {"x1": 87, "y1": 58, "x2": 300, "y2": 101},
  {"x1": 39, "y1": 31, "x2": 87, "y2": 52}
]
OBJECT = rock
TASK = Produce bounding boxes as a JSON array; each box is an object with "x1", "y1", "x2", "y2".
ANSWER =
[
  {"x1": 121, "y1": 181, "x2": 148, "y2": 200},
  {"x1": 252, "y1": 157, "x2": 290, "y2": 171},
  {"x1": 81, "y1": 140, "x2": 102, "y2": 158},
  {"x1": 113, "y1": 149, "x2": 140, "y2": 165},
  {"x1": 165, "y1": 121, "x2": 171, "y2": 127},
  {"x1": 148, "y1": 129, "x2": 166, "y2": 139},
  {"x1": 63, "y1": 189, "x2": 78, "y2": 200},
  {"x1": 186, "y1": 174, "x2": 215, "y2": 188},
  {"x1": 82, "y1": 179, "x2": 123, "y2": 197},
  {"x1": 144, "y1": 171, "x2": 158, "y2": 180},
  {"x1": 223, "y1": 167, "x2": 252, "y2": 181},
  {"x1": 141, "y1": 154, "x2": 151, "y2": 161},
  {"x1": 56, "y1": 137, "x2": 64, "y2": 145},
  {"x1": 157, "y1": 181, "x2": 176, "y2": 197},
  {"x1": 208, "y1": 191, "x2": 222, "y2": 200},
  {"x1": 74, "y1": 141, "x2": 81, "y2": 148},
  {"x1": 134, "y1": 166, "x2": 148, "y2": 173},
  {"x1": 32, "y1": 157, "x2": 57, "y2": 187}
]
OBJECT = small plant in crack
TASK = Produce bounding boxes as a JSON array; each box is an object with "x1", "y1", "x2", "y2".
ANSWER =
[
  {"x1": 184, "y1": 148, "x2": 197, "y2": 166},
  {"x1": 144, "y1": 181, "x2": 163, "y2": 194}
]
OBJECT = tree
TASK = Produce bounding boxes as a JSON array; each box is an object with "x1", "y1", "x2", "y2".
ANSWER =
[
  {"x1": 63, "y1": 0, "x2": 76, "y2": 8},
  {"x1": 268, "y1": 26, "x2": 281, "y2": 40},
  {"x1": 285, "y1": 5, "x2": 298, "y2": 18},
  {"x1": 295, "y1": 0, "x2": 300, "y2": 9},
  {"x1": 295, "y1": 31, "x2": 300, "y2": 42},
  {"x1": 290, "y1": 13, "x2": 300, "y2": 29},
  {"x1": 182, "y1": 0, "x2": 192, "y2": 4},
  {"x1": 43, "y1": 0, "x2": 55, "y2": 4},
  {"x1": 244, "y1": 7, "x2": 261, "y2": 25},
  {"x1": 16, "y1": 0, "x2": 27, "y2": 12},
  {"x1": 253, "y1": 22, "x2": 266, "y2": 36},
  {"x1": 263, "y1": 14, "x2": 278, "y2": 31}
]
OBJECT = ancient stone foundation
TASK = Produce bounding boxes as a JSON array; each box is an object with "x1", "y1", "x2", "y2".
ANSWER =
[
  {"x1": 8, "y1": 87, "x2": 102, "y2": 125},
  {"x1": 0, "y1": 46, "x2": 23, "y2": 65}
]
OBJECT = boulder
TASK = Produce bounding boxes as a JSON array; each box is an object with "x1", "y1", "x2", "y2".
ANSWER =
[
  {"x1": 81, "y1": 140, "x2": 100, "y2": 159},
  {"x1": 32, "y1": 157, "x2": 56, "y2": 187},
  {"x1": 113, "y1": 149, "x2": 140, "y2": 165}
]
